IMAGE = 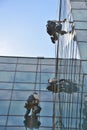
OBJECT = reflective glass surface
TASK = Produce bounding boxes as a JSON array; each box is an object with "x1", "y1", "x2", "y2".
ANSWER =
[
  {"x1": 0, "y1": 127, "x2": 5, "y2": 130},
  {"x1": 6, "y1": 127, "x2": 25, "y2": 130},
  {"x1": 0, "y1": 0, "x2": 87, "y2": 129},
  {"x1": 9, "y1": 101, "x2": 26, "y2": 115},
  {"x1": 14, "y1": 83, "x2": 35, "y2": 90},
  {"x1": 18, "y1": 57, "x2": 37, "y2": 64},
  {"x1": 16, "y1": 64, "x2": 37, "y2": 72},
  {"x1": 72, "y1": 10, "x2": 87, "y2": 21},
  {"x1": 0, "y1": 83, "x2": 12, "y2": 89},
  {"x1": 71, "y1": 2, "x2": 87, "y2": 9},
  {"x1": 75, "y1": 22, "x2": 87, "y2": 30},
  {"x1": 78, "y1": 42, "x2": 87, "y2": 59},
  {"x1": 76, "y1": 30, "x2": 87, "y2": 42},
  {"x1": 0, "y1": 90, "x2": 11, "y2": 100},
  {"x1": 12, "y1": 91, "x2": 34, "y2": 100},
  {"x1": 82, "y1": 61, "x2": 87, "y2": 73},
  {"x1": 0, "y1": 57, "x2": 87, "y2": 130},
  {"x1": 0, "y1": 116, "x2": 7, "y2": 125},
  {"x1": 0, "y1": 57, "x2": 17, "y2": 63},
  {"x1": 7, "y1": 116, "x2": 24, "y2": 126},
  {"x1": 0, "y1": 101, "x2": 10, "y2": 115},
  {"x1": 15, "y1": 72, "x2": 36, "y2": 82},
  {"x1": 0, "y1": 64, "x2": 16, "y2": 71},
  {"x1": 0, "y1": 72, "x2": 14, "y2": 82}
]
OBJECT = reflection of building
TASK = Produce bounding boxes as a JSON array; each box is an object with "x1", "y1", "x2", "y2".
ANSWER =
[
  {"x1": 54, "y1": 59, "x2": 84, "y2": 130},
  {"x1": 24, "y1": 115, "x2": 41, "y2": 129},
  {"x1": 0, "y1": 1, "x2": 87, "y2": 130}
]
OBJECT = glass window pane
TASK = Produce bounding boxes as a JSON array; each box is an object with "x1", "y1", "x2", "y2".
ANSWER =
[
  {"x1": 41, "y1": 65, "x2": 55, "y2": 73},
  {"x1": 72, "y1": 10, "x2": 87, "y2": 21},
  {"x1": 40, "y1": 117, "x2": 52, "y2": 127},
  {"x1": 18, "y1": 57, "x2": 37, "y2": 64},
  {"x1": 15, "y1": 72, "x2": 35, "y2": 83},
  {"x1": 12, "y1": 90, "x2": 34, "y2": 100},
  {"x1": 9, "y1": 101, "x2": 26, "y2": 115},
  {"x1": 17, "y1": 64, "x2": 36, "y2": 71},
  {"x1": 0, "y1": 64, "x2": 16, "y2": 71},
  {"x1": 0, "y1": 127, "x2": 5, "y2": 130},
  {"x1": 6, "y1": 127, "x2": 25, "y2": 130},
  {"x1": 14, "y1": 83, "x2": 47, "y2": 91},
  {"x1": 12, "y1": 90, "x2": 52, "y2": 101},
  {"x1": 0, "y1": 101, "x2": 9, "y2": 115},
  {"x1": 18, "y1": 58, "x2": 55, "y2": 65},
  {"x1": 0, "y1": 57, "x2": 17, "y2": 63},
  {"x1": 40, "y1": 102, "x2": 53, "y2": 116},
  {"x1": 14, "y1": 83, "x2": 34, "y2": 90},
  {"x1": 82, "y1": 61, "x2": 87, "y2": 73},
  {"x1": 36, "y1": 83, "x2": 47, "y2": 91},
  {"x1": 0, "y1": 72, "x2": 14, "y2": 82},
  {"x1": 39, "y1": 128, "x2": 50, "y2": 130},
  {"x1": 17, "y1": 64, "x2": 55, "y2": 73},
  {"x1": 71, "y1": 2, "x2": 86, "y2": 9},
  {"x1": 0, "y1": 83, "x2": 12, "y2": 89},
  {"x1": 75, "y1": 22, "x2": 87, "y2": 30},
  {"x1": 0, "y1": 90, "x2": 11, "y2": 100},
  {"x1": 7, "y1": 116, "x2": 24, "y2": 126},
  {"x1": 40, "y1": 91, "x2": 53, "y2": 101},
  {"x1": 41, "y1": 72, "x2": 54, "y2": 83},
  {"x1": 60, "y1": 59, "x2": 80, "y2": 66},
  {"x1": 76, "y1": 30, "x2": 87, "y2": 42},
  {"x1": 0, "y1": 116, "x2": 7, "y2": 125},
  {"x1": 40, "y1": 58, "x2": 55, "y2": 65},
  {"x1": 15, "y1": 72, "x2": 52, "y2": 83},
  {"x1": 78, "y1": 42, "x2": 87, "y2": 59}
]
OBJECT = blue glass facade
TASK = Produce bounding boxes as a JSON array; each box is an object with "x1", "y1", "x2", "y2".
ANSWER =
[
  {"x1": 0, "y1": 56, "x2": 86, "y2": 130},
  {"x1": 0, "y1": 56, "x2": 55, "y2": 130}
]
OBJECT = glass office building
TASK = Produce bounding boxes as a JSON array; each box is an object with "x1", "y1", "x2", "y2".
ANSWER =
[
  {"x1": 0, "y1": 56, "x2": 87, "y2": 130},
  {"x1": 0, "y1": 0, "x2": 87, "y2": 130}
]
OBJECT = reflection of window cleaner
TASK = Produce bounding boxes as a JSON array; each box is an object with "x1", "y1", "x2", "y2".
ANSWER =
[
  {"x1": 24, "y1": 92, "x2": 41, "y2": 117},
  {"x1": 47, "y1": 78, "x2": 79, "y2": 93},
  {"x1": 24, "y1": 114, "x2": 41, "y2": 129}
]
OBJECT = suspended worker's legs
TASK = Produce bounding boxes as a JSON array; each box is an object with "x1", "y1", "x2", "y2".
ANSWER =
[{"x1": 25, "y1": 108, "x2": 31, "y2": 117}]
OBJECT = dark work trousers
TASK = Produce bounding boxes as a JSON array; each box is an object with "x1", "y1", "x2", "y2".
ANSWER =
[{"x1": 25, "y1": 108, "x2": 31, "y2": 116}]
